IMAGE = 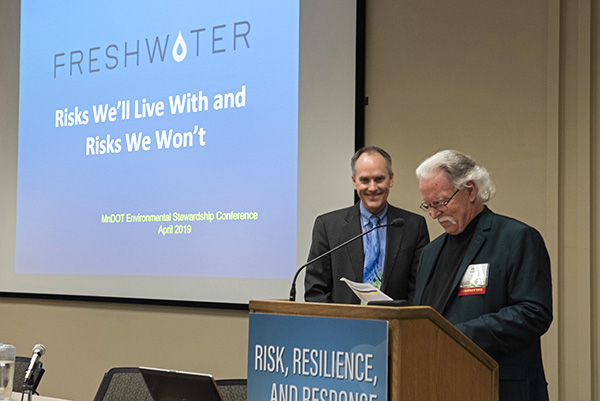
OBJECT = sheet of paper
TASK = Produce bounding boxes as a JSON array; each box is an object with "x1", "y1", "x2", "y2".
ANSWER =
[{"x1": 340, "y1": 277, "x2": 393, "y2": 303}]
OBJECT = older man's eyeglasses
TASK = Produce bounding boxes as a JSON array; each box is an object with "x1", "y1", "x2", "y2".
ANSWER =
[{"x1": 420, "y1": 189, "x2": 460, "y2": 213}]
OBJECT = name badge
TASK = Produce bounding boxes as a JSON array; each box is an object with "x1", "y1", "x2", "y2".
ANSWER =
[{"x1": 458, "y1": 263, "x2": 489, "y2": 296}]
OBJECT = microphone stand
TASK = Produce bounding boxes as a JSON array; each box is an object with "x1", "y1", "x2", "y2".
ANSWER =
[
  {"x1": 21, "y1": 364, "x2": 44, "y2": 401},
  {"x1": 21, "y1": 382, "x2": 34, "y2": 401},
  {"x1": 289, "y1": 219, "x2": 403, "y2": 301}
]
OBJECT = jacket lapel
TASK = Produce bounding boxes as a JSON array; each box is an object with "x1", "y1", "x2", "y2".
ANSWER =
[
  {"x1": 342, "y1": 204, "x2": 365, "y2": 282},
  {"x1": 413, "y1": 237, "x2": 445, "y2": 303},
  {"x1": 380, "y1": 207, "x2": 403, "y2": 293},
  {"x1": 447, "y1": 210, "x2": 493, "y2": 297},
  {"x1": 414, "y1": 209, "x2": 494, "y2": 306}
]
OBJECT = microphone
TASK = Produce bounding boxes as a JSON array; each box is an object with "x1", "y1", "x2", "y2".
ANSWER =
[
  {"x1": 289, "y1": 217, "x2": 405, "y2": 301},
  {"x1": 24, "y1": 344, "x2": 46, "y2": 385}
]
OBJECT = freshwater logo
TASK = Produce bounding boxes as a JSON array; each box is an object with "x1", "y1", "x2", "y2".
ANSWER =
[
  {"x1": 53, "y1": 21, "x2": 251, "y2": 78},
  {"x1": 172, "y1": 31, "x2": 187, "y2": 62}
]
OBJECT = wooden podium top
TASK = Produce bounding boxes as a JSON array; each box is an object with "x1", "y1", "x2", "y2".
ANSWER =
[{"x1": 250, "y1": 299, "x2": 496, "y2": 370}]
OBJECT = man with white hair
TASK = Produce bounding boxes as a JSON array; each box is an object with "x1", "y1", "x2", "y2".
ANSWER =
[{"x1": 413, "y1": 150, "x2": 552, "y2": 401}]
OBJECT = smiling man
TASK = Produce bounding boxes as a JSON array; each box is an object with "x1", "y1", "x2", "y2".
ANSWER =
[
  {"x1": 413, "y1": 150, "x2": 553, "y2": 401},
  {"x1": 304, "y1": 146, "x2": 429, "y2": 304}
]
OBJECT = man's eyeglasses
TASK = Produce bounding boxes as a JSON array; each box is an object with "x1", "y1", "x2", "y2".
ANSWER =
[{"x1": 420, "y1": 189, "x2": 460, "y2": 213}]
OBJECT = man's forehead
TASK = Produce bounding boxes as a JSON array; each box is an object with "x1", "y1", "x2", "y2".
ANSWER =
[{"x1": 420, "y1": 172, "x2": 454, "y2": 194}]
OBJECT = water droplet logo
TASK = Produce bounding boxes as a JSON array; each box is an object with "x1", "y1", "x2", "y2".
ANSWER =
[{"x1": 172, "y1": 31, "x2": 187, "y2": 62}]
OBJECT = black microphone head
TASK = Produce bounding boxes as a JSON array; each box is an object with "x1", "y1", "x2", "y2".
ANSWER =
[
  {"x1": 390, "y1": 218, "x2": 405, "y2": 228},
  {"x1": 32, "y1": 344, "x2": 46, "y2": 356}
]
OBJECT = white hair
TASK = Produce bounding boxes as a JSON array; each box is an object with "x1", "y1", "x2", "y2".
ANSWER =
[{"x1": 416, "y1": 150, "x2": 496, "y2": 203}]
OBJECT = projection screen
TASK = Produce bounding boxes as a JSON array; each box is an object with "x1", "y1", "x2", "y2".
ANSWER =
[{"x1": 0, "y1": 0, "x2": 362, "y2": 305}]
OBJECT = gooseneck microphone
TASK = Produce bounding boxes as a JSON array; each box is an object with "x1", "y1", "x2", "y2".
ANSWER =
[
  {"x1": 289, "y1": 217, "x2": 405, "y2": 301},
  {"x1": 23, "y1": 344, "x2": 46, "y2": 385}
]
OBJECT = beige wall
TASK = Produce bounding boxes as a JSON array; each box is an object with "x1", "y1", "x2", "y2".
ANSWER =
[
  {"x1": 1, "y1": 0, "x2": 598, "y2": 400},
  {"x1": 365, "y1": 0, "x2": 598, "y2": 400}
]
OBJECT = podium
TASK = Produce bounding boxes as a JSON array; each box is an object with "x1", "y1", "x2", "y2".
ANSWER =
[{"x1": 249, "y1": 299, "x2": 498, "y2": 401}]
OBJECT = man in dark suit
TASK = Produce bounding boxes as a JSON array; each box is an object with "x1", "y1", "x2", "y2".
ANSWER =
[
  {"x1": 413, "y1": 150, "x2": 552, "y2": 401},
  {"x1": 304, "y1": 146, "x2": 429, "y2": 304}
]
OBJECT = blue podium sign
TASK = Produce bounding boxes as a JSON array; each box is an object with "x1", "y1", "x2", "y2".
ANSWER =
[{"x1": 248, "y1": 313, "x2": 388, "y2": 401}]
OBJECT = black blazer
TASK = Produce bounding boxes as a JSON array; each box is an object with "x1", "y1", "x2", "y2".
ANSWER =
[
  {"x1": 304, "y1": 203, "x2": 429, "y2": 304},
  {"x1": 413, "y1": 209, "x2": 553, "y2": 401}
]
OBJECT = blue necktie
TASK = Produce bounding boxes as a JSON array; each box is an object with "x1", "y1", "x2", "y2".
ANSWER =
[{"x1": 363, "y1": 215, "x2": 383, "y2": 288}]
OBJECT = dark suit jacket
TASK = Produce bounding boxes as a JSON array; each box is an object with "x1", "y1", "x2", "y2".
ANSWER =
[
  {"x1": 413, "y1": 208, "x2": 553, "y2": 401},
  {"x1": 304, "y1": 203, "x2": 429, "y2": 304}
]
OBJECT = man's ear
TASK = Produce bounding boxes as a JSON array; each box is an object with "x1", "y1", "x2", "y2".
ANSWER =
[{"x1": 465, "y1": 180, "x2": 478, "y2": 202}]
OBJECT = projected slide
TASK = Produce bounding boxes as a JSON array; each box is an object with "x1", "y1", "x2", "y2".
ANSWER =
[{"x1": 16, "y1": 1, "x2": 298, "y2": 279}]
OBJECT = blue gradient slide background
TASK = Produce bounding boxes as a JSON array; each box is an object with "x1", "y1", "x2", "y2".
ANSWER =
[{"x1": 16, "y1": 1, "x2": 298, "y2": 279}]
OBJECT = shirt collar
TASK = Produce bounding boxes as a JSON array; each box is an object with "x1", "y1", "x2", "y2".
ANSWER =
[{"x1": 359, "y1": 203, "x2": 388, "y2": 226}]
